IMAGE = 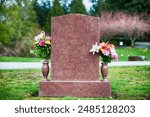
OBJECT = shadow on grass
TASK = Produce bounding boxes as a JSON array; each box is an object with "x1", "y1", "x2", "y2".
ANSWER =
[{"x1": 31, "y1": 90, "x2": 38, "y2": 97}]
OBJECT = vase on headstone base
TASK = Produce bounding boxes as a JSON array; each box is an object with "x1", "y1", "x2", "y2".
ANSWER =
[
  {"x1": 101, "y1": 62, "x2": 108, "y2": 81},
  {"x1": 42, "y1": 59, "x2": 49, "y2": 81}
]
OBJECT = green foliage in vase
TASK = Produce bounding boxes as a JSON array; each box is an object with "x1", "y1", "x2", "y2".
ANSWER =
[
  {"x1": 34, "y1": 44, "x2": 51, "y2": 59},
  {"x1": 99, "y1": 52, "x2": 113, "y2": 64}
]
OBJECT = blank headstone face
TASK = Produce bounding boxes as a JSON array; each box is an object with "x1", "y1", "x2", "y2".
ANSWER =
[{"x1": 51, "y1": 14, "x2": 100, "y2": 81}]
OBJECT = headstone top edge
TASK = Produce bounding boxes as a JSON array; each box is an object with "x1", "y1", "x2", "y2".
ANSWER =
[{"x1": 51, "y1": 13, "x2": 100, "y2": 20}]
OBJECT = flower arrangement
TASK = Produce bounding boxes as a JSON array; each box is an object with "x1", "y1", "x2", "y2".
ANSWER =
[
  {"x1": 90, "y1": 42, "x2": 118, "y2": 64},
  {"x1": 33, "y1": 31, "x2": 51, "y2": 59}
]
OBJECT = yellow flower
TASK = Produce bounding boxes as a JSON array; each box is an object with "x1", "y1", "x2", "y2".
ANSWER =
[
  {"x1": 33, "y1": 42, "x2": 38, "y2": 45},
  {"x1": 45, "y1": 40, "x2": 51, "y2": 45}
]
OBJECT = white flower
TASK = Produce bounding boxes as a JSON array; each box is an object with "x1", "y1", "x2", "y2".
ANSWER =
[
  {"x1": 41, "y1": 31, "x2": 45, "y2": 36},
  {"x1": 40, "y1": 31, "x2": 45, "y2": 39},
  {"x1": 34, "y1": 36, "x2": 40, "y2": 42},
  {"x1": 38, "y1": 34, "x2": 43, "y2": 39},
  {"x1": 110, "y1": 48, "x2": 115, "y2": 53},
  {"x1": 89, "y1": 42, "x2": 99, "y2": 55},
  {"x1": 34, "y1": 31, "x2": 46, "y2": 42},
  {"x1": 110, "y1": 48, "x2": 117, "y2": 55}
]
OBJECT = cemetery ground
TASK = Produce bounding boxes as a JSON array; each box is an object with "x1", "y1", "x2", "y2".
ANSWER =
[
  {"x1": 0, "y1": 66, "x2": 150, "y2": 100},
  {"x1": 0, "y1": 47, "x2": 150, "y2": 62},
  {"x1": 0, "y1": 47, "x2": 150, "y2": 99}
]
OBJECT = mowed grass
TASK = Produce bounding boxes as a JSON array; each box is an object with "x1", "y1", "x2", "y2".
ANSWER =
[
  {"x1": 0, "y1": 66, "x2": 150, "y2": 100},
  {"x1": 0, "y1": 56, "x2": 41, "y2": 62},
  {"x1": 116, "y1": 47, "x2": 150, "y2": 61},
  {"x1": 0, "y1": 47, "x2": 150, "y2": 62}
]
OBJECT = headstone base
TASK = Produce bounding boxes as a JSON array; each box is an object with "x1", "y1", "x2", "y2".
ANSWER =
[{"x1": 39, "y1": 81, "x2": 111, "y2": 98}]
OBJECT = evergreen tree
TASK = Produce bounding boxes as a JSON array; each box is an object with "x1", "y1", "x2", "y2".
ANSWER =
[
  {"x1": 44, "y1": 0, "x2": 64, "y2": 33},
  {"x1": 90, "y1": 0, "x2": 150, "y2": 15},
  {"x1": 33, "y1": 0, "x2": 51, "y2": 28},
  {"x1": 105, "y1": 0, "x2": 132, "y2": 12},
  {"x1": 61, "y1": 0, "x2": 70, "y2": 14},
  {"x1": 100, "y1": 0, "x2": 150, "y2": 14},
  {"x1": 90, "y1": 0, "x2": 106, "y2": 16},
  {"x1": 125, "y1": 0, "x2": 150, "y2": 14},
  {"x1": 70, "y1": 0, "x2": 87, "y2": 14},
  {"x1": 50, "y1": 0, "x2": 65, "y2": 16}
]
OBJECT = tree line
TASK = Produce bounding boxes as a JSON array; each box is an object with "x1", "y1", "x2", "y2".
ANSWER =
[
  {"x1": 34, "y1": 0, "x2": 150, "y2": 32},
  {"x1": 0, "y1": 0, "x2": 150, "y2": 57}
]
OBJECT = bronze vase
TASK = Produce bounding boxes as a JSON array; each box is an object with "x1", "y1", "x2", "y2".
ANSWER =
[
  {"x1": 42, "y1": 59, "x2": 49, "y2": 81},
  {"x1": 101, "y1": 62, "x2": 108, "y2": 81}
]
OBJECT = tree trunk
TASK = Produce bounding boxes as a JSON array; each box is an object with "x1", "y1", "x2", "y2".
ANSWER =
[
  {"x1": 131, "y1": 40, "x2": 135, "y2": 48},
  {"x1": 130, "y1": 36, "x2": 136, "y2": 48}
]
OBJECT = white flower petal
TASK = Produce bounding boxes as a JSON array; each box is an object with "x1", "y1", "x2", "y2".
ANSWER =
[{"x1": 90, "y1": 42, "x2": 99, "y2": 55}]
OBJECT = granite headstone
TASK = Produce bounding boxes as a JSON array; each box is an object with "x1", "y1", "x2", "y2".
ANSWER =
[{"x1": 39, "y1": 14, "x2": 111, "y2": 97}]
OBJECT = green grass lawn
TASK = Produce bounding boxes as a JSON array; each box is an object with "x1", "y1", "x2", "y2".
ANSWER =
[
  {"x1": 0, "y1": 66, "x2": 150, "y2": 100},
  {"x1": 117, "y1": 47, "x2": 150, "y2": 61},
  {"x1": 0, "y1": 56, "x2": 41, "y2": 62},
  {"x1": 0, "y1": 47, "x2": 149, "y2": 62}
]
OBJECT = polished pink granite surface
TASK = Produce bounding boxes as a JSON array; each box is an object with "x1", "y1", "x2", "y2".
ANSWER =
[
  {"x1": 39, "y1": 14, "x2": 111, "y2": 97},
  {"x1": 51, "y1": 14, "x2": 100, "y2": 81},
  {"x1": 39, "y1": 81, "x2": 111, "y2": 97}
]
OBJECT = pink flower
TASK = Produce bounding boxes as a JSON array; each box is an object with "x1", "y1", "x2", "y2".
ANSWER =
[
  {"x1": 46, "y1": 36, "x2": 51, "y2": 40},
  {"x1": 104, "y1": 50, "x2": 110, "y2": 56},
  {"x1": 39, "y1": 40, "x2": 45, "y2": 47},
  {"x1": 113, "y1": 54, "x2": 118, "y2": 61}
]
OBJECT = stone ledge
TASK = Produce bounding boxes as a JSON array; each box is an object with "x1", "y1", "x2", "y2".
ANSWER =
[{"x1": 39, "y1": 80, "x2": 111, "y2": 98}]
